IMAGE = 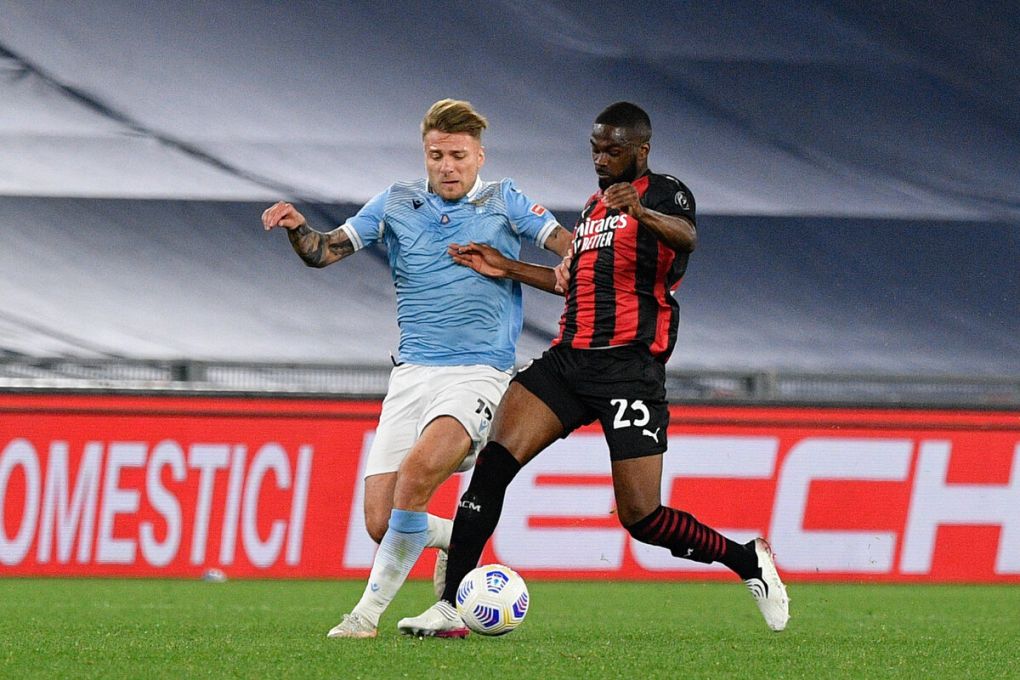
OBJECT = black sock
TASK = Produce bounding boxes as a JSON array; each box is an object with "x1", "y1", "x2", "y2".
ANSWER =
[
  {"x1": 440, "y1": 441, "x2": 522, "y2": 604},
  {"x1": 719, "y1": 539, "x2": 759, "y2": 581},
  {"x1": 626, "y1": 505, "x2": 759, "y2": 579}
]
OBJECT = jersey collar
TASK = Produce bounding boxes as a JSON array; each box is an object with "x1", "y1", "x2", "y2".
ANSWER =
[{"x1": 464, "y1": 175, "x2": 483, "y2": 201}]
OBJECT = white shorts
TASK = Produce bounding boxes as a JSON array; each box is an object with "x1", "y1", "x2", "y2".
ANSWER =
[{"x1": 362, "y1": 363, "x2": 512, "y2": 478}]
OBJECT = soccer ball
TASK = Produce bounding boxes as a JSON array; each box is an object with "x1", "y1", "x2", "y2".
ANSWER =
[{"x1": 455, "y1": 564, "x2": 529, "y2": 636}]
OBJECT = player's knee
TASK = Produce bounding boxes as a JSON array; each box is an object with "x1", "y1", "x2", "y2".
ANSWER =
[
  {"x1": 617, "y1": 503, "x2": 656, "y2": 528},
  {"x1": 394, "y1": 457, "x2": 451, "y2": 509},
  {"x1": 466, "y1": 441, "x2": 522, "y2": 493},
  {"x1": 624, "y1": 519, "x2": 644, "y2": 542},
  {"x1": 624, "y1": 505, "x2": 665, "y2": 544}
]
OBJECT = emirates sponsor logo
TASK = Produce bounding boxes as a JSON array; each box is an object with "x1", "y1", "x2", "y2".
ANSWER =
[
  {"x1": 574, "y1": 214, "x2": 628, "y2": 238},
  {"x1": 573, "y1": 214, "x2": 628, "y2": 255}
]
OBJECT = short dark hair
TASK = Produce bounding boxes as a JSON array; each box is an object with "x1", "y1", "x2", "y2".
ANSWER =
[{"x1": 595, "y1": 101, "x2": 651, "y2": 142}]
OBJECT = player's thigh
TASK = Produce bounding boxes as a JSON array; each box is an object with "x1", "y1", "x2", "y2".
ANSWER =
[
  {"x1": 501, "y1": 349, "x2": 590, "y2": 464},
  {"x1": 418, "y1": 364, "x2": 511, "y2": 471},
  {"x1": 611, "y1": 454, "x2": 664, "y2": 526},
  {"x1": 587, "y1": 349, "x2": 669, "y2": 462},
  {"x1": 393, "y1": 365, "x2": 510, "y2": 507},
  {"x1": 362, "y1": 472, "x2": 397, "y2": 543},
  {"x1": 394, "y1": 415, "x2": 472, "y2": 509},
  {"x1": 490, "y1": 382, "x2": 568, "y2": 465}
]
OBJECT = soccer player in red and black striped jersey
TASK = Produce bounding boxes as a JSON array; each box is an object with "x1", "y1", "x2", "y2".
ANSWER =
[
  {"x1": 399, "y1": 102, "x2": 789, "y2": 637},
  {"x1": 558, "y1": 125, "x2": 693, "y2": 359}
]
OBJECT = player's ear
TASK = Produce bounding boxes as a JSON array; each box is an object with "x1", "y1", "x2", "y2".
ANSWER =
[
  {"x1": 637, "y1": 142, "x2": 650, "y2": 163},
  {"x1": 477, "y1": 145, "x2": 486, "y2": 167}
]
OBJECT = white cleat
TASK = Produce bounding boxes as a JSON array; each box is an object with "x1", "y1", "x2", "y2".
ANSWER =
[
  {"x1": 326, "y1": 612, "x2": 377, "y2": 639},
  {"x1": 433, "y1": 549, "x2": 448, "y2": 600},
  {"x1": 397, "y1": 600, "x2": 469, "y2": 639},
  {"x1": 744, "y1": 538, "x2": 790, "y2": 632}
]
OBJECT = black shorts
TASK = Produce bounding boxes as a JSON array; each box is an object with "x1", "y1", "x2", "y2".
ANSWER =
[{"x1": 512, "y1": 344, "x2": 668, "y2": 461}]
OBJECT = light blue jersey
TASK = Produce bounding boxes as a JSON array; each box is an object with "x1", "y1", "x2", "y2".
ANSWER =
[{"x1": 340, "y1": 177, "x2": 558, "y2": 370}]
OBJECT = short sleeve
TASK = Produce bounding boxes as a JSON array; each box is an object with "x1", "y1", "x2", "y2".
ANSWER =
[
  {"x1": 645, "y1": 175, "x2": 696, "y2": 225},
  {"x1": 501, "y1": 179, "x2": 559, "y2": 248},
  {"x1": 339, "y1": 187, "x2": 389, "y2": 251}
]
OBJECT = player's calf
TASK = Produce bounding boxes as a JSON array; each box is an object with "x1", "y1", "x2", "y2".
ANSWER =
[
  {"x1": 626, "y1": 504, "x2": 742, "y2": 566},
  {"x1": 439, "y1": 441, "x2": 521, "y2": 603}
]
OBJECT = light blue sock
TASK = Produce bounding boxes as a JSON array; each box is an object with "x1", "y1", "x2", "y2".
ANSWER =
[{"x1": 352, "y1": 509, "x2": 428, "y2": 626}]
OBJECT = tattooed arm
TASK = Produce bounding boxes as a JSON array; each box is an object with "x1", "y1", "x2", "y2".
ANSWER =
[
  {"x1": 261, "y1": 201, "x2": 355, "y2": 268},
  {"x1": 284, "y1": 223, "x2": 355, "y2": 268}
]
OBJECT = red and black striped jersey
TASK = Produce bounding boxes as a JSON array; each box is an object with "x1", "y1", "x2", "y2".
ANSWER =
[{"x1": 553, "y1": 171, "x2": 695, "y2": 362}]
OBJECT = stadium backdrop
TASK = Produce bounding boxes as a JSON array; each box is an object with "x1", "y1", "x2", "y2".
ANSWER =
[{"x1": 1, "y1": 393, "x2": 1018, "y2": 582}]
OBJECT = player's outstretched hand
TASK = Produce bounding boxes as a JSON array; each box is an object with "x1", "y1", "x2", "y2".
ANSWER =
[
  {"x1": 261, "y1": 201, "x2": 307, "y2": 231},
  {"x1": 448, "y1": 242, "x2": 509, "y2": 278}
]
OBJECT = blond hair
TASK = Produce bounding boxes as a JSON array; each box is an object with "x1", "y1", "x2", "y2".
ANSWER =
[{"x1": 421, "y1": 99, "x2": 488, "y2": 139}]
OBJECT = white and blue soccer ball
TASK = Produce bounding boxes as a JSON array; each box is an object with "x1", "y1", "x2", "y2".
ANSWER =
[{"x1": 455, "y1": 564, "x2": 529, "y2": 636}]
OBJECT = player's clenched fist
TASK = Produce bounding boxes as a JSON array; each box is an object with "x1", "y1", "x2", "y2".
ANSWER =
[
  {"x1": 601, "y1": 182, "x2": 645, "y2": 219},
  {"x1": 261, "y1": 201, "x2": 307, "y2": 230},
  {"x1": 554, "y1": 250, "x2": 572, "y2": 294}
]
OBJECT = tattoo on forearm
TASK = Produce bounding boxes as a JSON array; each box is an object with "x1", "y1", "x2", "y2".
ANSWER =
[
  {"x1": 326, "y1": 231, "x2": 355, "y2": 260},
  {"x1": 287, "y1": 223, "x2": 354, "y2": 267}
]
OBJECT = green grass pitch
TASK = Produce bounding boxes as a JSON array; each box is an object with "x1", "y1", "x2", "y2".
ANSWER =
[{"x1": 2, "y1": 578, "x2": 1017, "y2": 679}]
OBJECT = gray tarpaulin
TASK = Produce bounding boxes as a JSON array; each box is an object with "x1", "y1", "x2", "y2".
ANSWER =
[{"x1": 1, "y1": 2, "x2": 1017, "y2": 373}]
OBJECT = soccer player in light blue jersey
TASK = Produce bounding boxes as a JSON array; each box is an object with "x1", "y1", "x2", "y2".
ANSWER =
[{"x1": 261, "y1": 99, "x2": 572, "y2": 638}]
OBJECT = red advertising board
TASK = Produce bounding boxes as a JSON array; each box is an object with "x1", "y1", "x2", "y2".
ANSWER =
[{"x1": 1, "y1": 393, "x2": 1018, "y2": 582}]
